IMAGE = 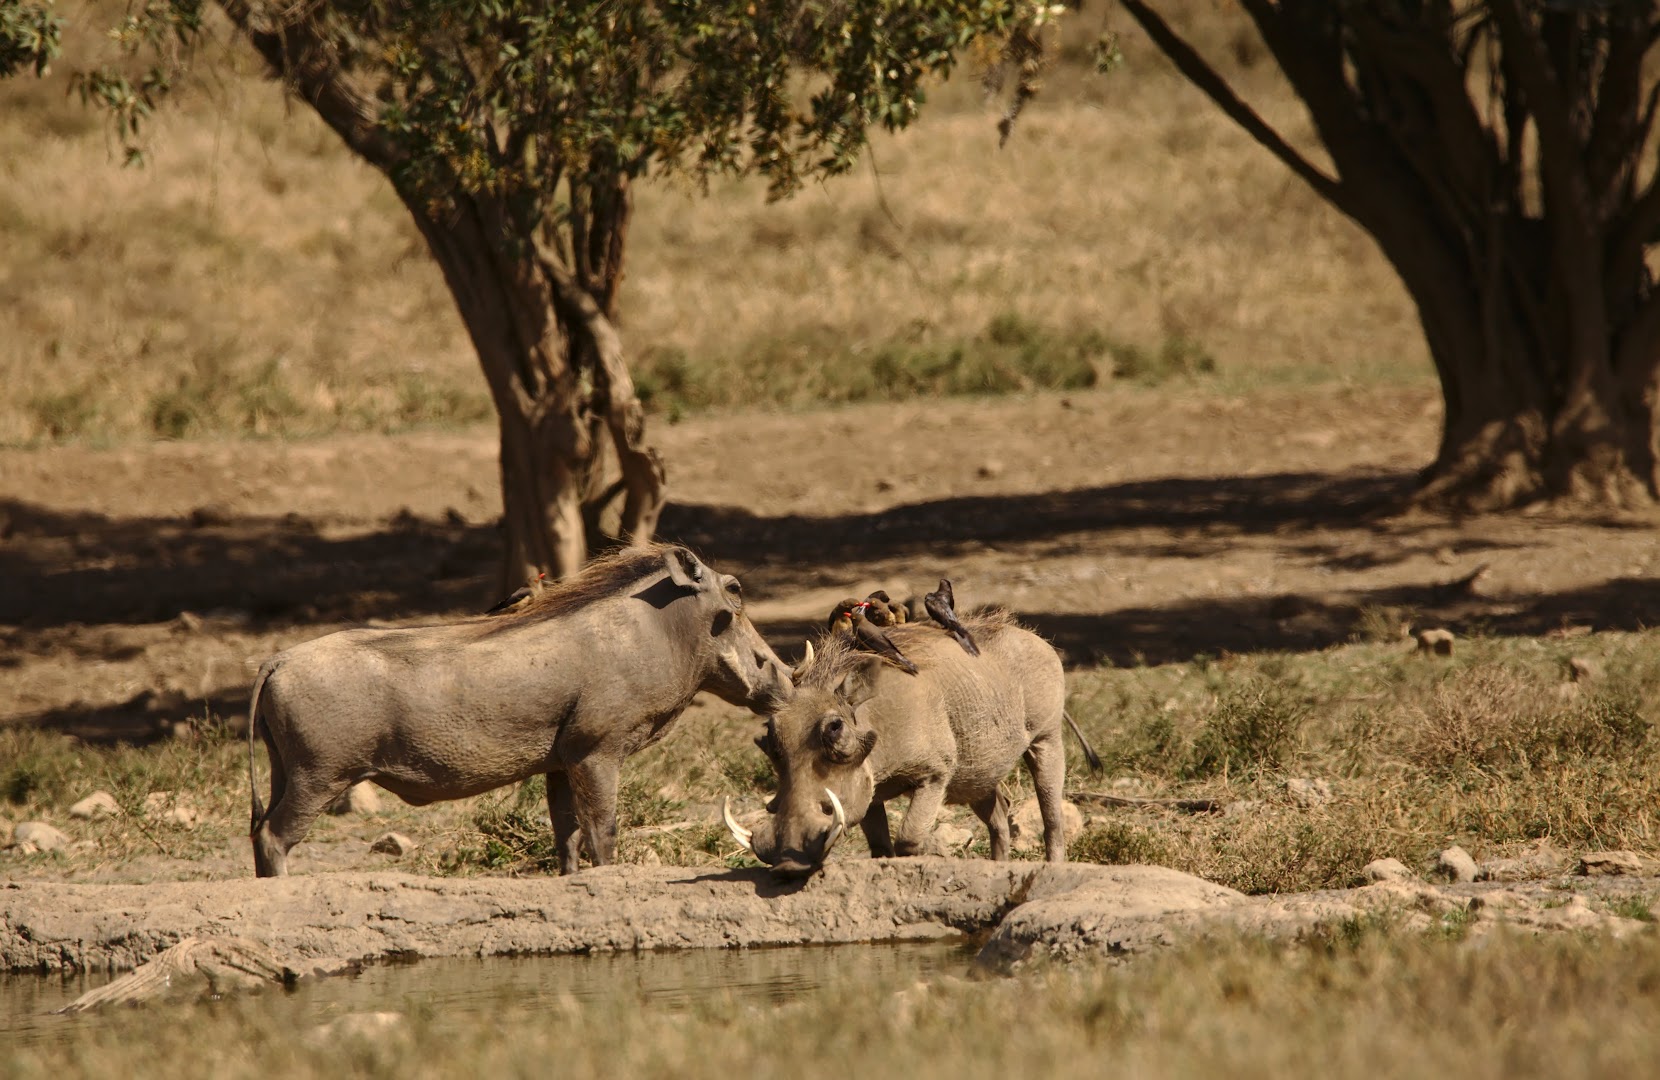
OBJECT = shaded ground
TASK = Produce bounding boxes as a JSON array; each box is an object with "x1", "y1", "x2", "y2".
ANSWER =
[{"x1": 2, "y1": 383, "x2": 1656, "y2": 740}]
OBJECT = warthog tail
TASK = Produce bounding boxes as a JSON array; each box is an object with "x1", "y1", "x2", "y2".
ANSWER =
[
  {"x1": 1064, "y1": 711, "x2": 1103, "y2": 775},
  {"x1": 247, "y1": 659, "x2": 278, "y2": 831}
]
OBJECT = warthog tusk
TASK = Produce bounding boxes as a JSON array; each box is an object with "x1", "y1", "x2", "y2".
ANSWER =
[
  {"x1": 792, "y1": 639, "x2": 815, "y2": 679},
  {"x1": 823, "y1": 787, "x2": 846, "y2": 857},
  {"x1": 722, "y1": 797, "x2": 753, "y2": 852}
]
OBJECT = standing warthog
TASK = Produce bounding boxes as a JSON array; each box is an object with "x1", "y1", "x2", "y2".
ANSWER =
[
  {"x1": 247, "y1": 544, "x2": 792, "y2": 877},
  {"x1": 726, "y1": 610, "x2": 1078, "y2": 876}
]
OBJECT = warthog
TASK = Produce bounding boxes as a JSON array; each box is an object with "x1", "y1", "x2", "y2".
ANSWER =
[
  {"x1": 727, "y1": 610, "x2": 1077, "y2": 876},
  {"x1": 247, "y1": 544, "x2": 792, "y2": 877}
]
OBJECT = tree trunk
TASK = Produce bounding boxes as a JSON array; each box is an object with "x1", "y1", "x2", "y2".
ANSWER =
[{"x1": 408, "y1": 194, "x2": 665, "y2": 590}]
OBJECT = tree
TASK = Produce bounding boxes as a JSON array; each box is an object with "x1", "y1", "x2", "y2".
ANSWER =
[
  {"x1": 83, "y1": 0, "x2": 1057, "y2": 587},
  {"x1": 1118, "y1": 0, "x2": 1660, "y2": 510},
  {"x1": 0, "y1": 1, "x2": 60, "y2": 79}
]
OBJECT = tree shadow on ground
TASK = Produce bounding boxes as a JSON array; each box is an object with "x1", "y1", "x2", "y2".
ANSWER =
[{"x1": 5, "y1": 468, "x2": 1658, "y2": 742}]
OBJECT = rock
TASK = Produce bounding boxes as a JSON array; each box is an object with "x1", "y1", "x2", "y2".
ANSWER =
[
  {"x1": 0, "y1": 816, "x2": 12, "y2": 846},
  {"x1": 328, "y1": 782, "x2": 382, "y2": 815},
  {"x1": 141, "y1": 791, "x2": 173, "y2": 814},
  {"x1": 1567, "y1": 656, "x2": 1601, "y2": 682},
  {"x1": 1579, "y1": 850, "x2": 1644, "y2": 876},
  {"x1": 1361, "y1": 857, "x2": 1416, "y2": 884},
  {"x1": 1009, "y1": 798, "x2": 1085, "y2": 853},
  {"x1": 173, "y1": 611, "x2": 203, "y2": 633},
  {"x1": 1416, "y1": 628, "x2": 1455, "y2": 656},
  {"x1": 933, "y1": 822, "x2": 975, "y2": 853},
  {"x1": 1223, "y1": 800, "x2": 1264, "y2": 818},
  {"x1": 1285, "y1": 778, "x2": 1332, "y2": 807},
  {"x1": 975, "y1": 460, "x2": 1004, "y2": 480},
  {"x1": 166, "y1": 805, "x2": 200, "y2": 829},
  {"x1": 370, "y1": 832, "x2": 418, "y2": 857},
  {"x1": 306, "y1": 1012, "x2": 407, "y2": 1046},
  {"x1": 69, "y1": 791, "x2": 121, "y2": 819},
  {"x1": 1432, "y1": 846, "x2": 1480, "y2": 883},
  {"x1": 14, "y1": 821, "x2": 69, "y2": 852}
]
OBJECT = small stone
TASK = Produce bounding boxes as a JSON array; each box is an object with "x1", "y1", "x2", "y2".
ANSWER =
[
  {"x1": 1223, "y1": 799, "x2": 1265, "y2": 818},
  {"x1": 1416, "y1": 628, "x2": 1455, "y2": 656},
  {"x1": 14, "y1": 821, "x2": 69, "y2": 852},
  {"x1": 173, "y1": 611, "x2": 203, "y2": 633},
  {"x1": 329, "y1": 782, "x2": 382, "y2": 816},
  {"x1": 1362, "y1": 857, "x2": 1415, "y2": 884},
  {"x1": 1008, "y1": 798, "x2": 1085, "y2": 853},
  {"x1": 1579, "y1": 850, "x2": 1644, "y2": 876},
  {"x1": 369, "y1": 831, "x2": 417, "y2": 857},
  {"x1": 1285, "y1": 778, "x2": 1332, "y2": 807},
  {"x1": 0, "y1": 816, "x2": 12, "y2": 846},
  {"x1": 165, "y1": 805, "x2": 200, "y2": 829},
  {"x1": 874, "y1": 478, "x2": 895, "y2": 493},
  {"x1": 189, "y1": 504, "x2": 233, "y2": 528},
  {"x1": 975, "y1": 460, "x2": 1004, "y2": 480},
  {"x1": 69, "y1": 791, "x2": 121, "y2": 819},
  {"x1": 1432, "y1": 845, "x2": 1480, "y2": 883},
  {"x1": 933, "y1": 822, "x2": 974, "y2": 852},
  {"x1": 1567, "y1": 656, "x2": 1601, "y2": 683}
]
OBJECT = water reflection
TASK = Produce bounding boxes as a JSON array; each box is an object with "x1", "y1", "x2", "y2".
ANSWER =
[{"x1": 3, "y1": 940, "x2": 973, "y2": 1046}]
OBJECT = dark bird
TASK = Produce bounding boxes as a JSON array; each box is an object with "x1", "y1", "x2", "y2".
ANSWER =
[
  {"x1": 851, "y1": 606, "x2": 919, "y2": 675},
  {"x1": 484, "y1": 572, "x2": 547, "y2": 616},
  {"x1": 827, "y1": 597, "x2": 863, "y2": 637},
  {"x1": 923, "y1": 578, "x2": 980, "y2": 657}
]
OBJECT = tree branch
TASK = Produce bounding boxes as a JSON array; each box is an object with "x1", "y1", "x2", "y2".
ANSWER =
[
  {"x1": 215, "y1": 0, "x2": 400, "y2": 169},
  {"x1": 1116, "y1": 0, "x2": 1343, "y2": 206}
]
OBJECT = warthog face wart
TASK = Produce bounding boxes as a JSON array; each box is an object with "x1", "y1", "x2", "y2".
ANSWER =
[{"x1": 734, "y1": 667, "x2": 879, "y2": 877}]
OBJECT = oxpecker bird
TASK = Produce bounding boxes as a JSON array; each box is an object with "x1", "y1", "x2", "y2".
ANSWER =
[
  {"x1": 485, "y1": 572, "x2": 547, "y2": 616},
  {"x1": 827, "y1": 598, "x2": 863, "y2": 637},
  {"x1": 851, "y1": 605, "x2": 919, "y2": 675},
  {"x1": 923, "y1": 578, "x2": 980, "y2": 657}
]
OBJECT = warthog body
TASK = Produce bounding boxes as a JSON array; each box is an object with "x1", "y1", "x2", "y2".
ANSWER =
[
  {"x1": 735, "y1": 612, "x2": 1070, "y2": 876},
  {"x1": 248, "y1": 545, "x2": 792, "y2": 877}
]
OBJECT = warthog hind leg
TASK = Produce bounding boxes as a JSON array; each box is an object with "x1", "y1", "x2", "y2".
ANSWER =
[
  {"x1": 253, "y1": 779, "x2": 344, "y2": 878},
  {"x1": 1024, "y1": 733, "x2": 1068, "y2": 862},
  {"x1": 546, "y1": 771, "x2": 584, "y2": 875}
]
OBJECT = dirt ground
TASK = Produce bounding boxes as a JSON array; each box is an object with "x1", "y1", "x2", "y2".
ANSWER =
[{"x1": 4, "y1": 382, "x2": 1658, "y2": 742}]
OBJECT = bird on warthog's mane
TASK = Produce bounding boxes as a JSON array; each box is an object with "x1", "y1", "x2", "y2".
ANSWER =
[
  {"x1": 851, "y1": 605, "x2": 919, "y2": 675},
  {"x1": 827, "y1": 598, "x2": 863, "y2": 636},
  {"x1": 485, "y1": 572, "x2": 547, "y2": 616},
  {"x1": 865, "y1": 589, "x2": 907, "y2": 625},
  {"x1": 924, "y1": 577, "x2": 980, "y2": 657}
]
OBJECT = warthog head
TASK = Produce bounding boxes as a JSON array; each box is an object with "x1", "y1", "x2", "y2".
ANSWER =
[
  {"x1": 726, "y1": 647, "x2": 878, "y2": 876},
  {"x1": 658, "y1": 547, "x2": 795, "y2": 714}
]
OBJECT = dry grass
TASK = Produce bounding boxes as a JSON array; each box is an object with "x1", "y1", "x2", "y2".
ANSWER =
[
  {"x1": 0, "y1": 2, "x2": 1429, "y2": 445},
  {"x1": 10, "y1": 928, "x2": 1660, "y2": 1079}
]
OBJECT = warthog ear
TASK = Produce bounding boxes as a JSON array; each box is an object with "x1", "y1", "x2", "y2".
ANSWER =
[
  {"x1": 834, "y1": 663, "x2": 878, "y2": 711},
  {"x1": 665, "y1": 547, "x2": 706, "y2": 589}
]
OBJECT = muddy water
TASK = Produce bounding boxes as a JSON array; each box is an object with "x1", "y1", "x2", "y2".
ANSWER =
[{"x1": 2, "y1": 940, "x2": 974, "y2": 1047}]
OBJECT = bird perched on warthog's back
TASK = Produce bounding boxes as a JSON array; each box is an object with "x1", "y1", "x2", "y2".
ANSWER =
[
  {"x1": 826, "y1": 596, "x2": 918, "y2": 674},
  {"x1": 864, "y1": 590, "x2": 907, "y2": 625},
  {"x1": 924, "y1": 578, "x2": 979, "y2": 656}
]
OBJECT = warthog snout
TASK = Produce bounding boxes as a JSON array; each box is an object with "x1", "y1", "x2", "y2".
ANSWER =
[{"x1": 725, "y1": 790, "x2": 845, "y2": 877}]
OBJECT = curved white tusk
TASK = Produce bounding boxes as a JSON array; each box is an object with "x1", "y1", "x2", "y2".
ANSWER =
[
  {"x1": 823, "y1": 787, "x2": 847, "y2": 857},
  {"x1": 722, "y1": 797, "x2": 754, "y2": 852},
  {"x1": 792, "y1": 639, "x2": 815, "y2": 680}
]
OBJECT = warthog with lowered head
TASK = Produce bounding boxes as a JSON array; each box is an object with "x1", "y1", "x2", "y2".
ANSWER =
[
  {"x1": 247, "y1": 544, "x2": 792, "y2": 877},
  {"x1": 727, "y1": 610, "x2": 1076, "y2": 876}
]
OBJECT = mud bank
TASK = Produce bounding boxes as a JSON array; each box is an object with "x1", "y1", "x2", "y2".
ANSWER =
[
  {"x1": 6, "y1": 859, "x2": 1653, "y2": 979},
  {"x1": 2, "y1": 859, "x2": 1237, "y2": 974}
]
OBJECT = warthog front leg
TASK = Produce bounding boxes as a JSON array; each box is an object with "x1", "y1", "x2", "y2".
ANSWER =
[
  {"x1": 892, "y1": 778, "x2": 948, "y2": 857},
  {"x1": 566, "y1": 758, "x2": 622, "y2": 867},
  {"x1": 545, "y1": 771, "x2": 583, "y2": 876},
  {"x1": 860, "y1": 800, "x2": 895, "y2": 858},
  {"x1": 971, "y1": 790, "x2": 1011, "y2": 861}
]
